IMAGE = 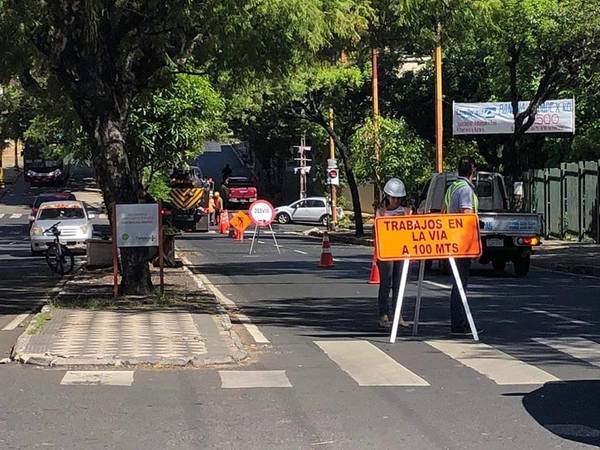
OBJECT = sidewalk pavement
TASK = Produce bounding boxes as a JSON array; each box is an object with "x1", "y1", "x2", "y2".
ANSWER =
[
  {"x1": 531, "y1": 240, "x2": 600, "y2": 277},
  {"x1": 12, "y1": 266, "x2": 247, "y2": 367},
  {"x1": 307, "y1": 228, "x2": 600, "y2": 277}
]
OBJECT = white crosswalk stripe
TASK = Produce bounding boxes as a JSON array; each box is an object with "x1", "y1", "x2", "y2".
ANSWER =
[
  {"x1": 315, "y1": 340, "x2": 429, "y2": 386},
  {"x1": 0, "y1": 214, "x2": 4, "y2": 219},
  {"x1": 9, "y1": 214, "x2": 22, "y2": 219},
  {"x1": 61, "y1": 371, "x2": 134, "y2": 386},
  {"x1": 426, "y1": 340, "x2": 559, "y2": 385},
  {"x1": 534, "y1": 337, "x2": 600, "y2": 368},
  {"x1": 219, "y1": 370, "x2": 292, "y2": 388},
  {"x1": 1, "y1": 313, "x2": 30, "y2": 331}
]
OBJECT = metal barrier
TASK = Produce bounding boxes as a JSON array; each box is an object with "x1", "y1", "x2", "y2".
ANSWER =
[{"x1": 524, "y1": 160, "x2": 600, "y2": 242}]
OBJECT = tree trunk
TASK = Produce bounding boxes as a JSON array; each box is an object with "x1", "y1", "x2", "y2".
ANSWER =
[
  {"x1": 325, "y1": 126, "x2": 364, "y2": 237},
  {"x1": 77, "y1": 102, "x2": 152, "y2": 295}
]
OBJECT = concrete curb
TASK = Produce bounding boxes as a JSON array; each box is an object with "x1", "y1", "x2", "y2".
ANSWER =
[
  {"x1": 306, "y1": 228, "x2": 374, "y2": 247},
  {"x1": 11, "y1": 265, "x2": 248, "y2": 368},
  {"x1": 181, "y1": 259, "x2": 249, "y2": 363},
  {"x1": 530, "y1": 260, "x2": 600, "y2": 278}
]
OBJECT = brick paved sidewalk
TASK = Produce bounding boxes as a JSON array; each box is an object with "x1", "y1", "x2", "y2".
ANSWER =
[{"x1": 12, "y1": 266, "x2": 247, "y2": 367}]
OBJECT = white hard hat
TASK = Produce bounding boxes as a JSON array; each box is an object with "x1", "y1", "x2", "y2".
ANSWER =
[{"x1": 383, "y1": 178, "x2": 407, "y2": 198}]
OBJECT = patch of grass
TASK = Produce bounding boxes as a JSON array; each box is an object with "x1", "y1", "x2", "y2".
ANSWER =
[
  {"x1": 27, "y1": 311, "x2": 50, "y2": 335},
  {"x1": 50, "y1": 296, "x2": 118, "y2": 310}
]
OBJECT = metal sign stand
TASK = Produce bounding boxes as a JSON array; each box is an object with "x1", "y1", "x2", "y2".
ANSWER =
[
  {"x1": 389, "y1": 257, "x2": 479, "y2": 343},
  {"x1": 248, "y1": 223, "x2": 281, "y2": 255}
]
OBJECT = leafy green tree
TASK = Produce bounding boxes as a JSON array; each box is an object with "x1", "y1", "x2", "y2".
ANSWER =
[
  {"x1": 130, "y1": 74, "x2": 227, "y2": 190},
  {"x1": 485, "y1": 0, "x2": 600, "y2": 174},
  {"x1": 0, "y1": 0, "x2": 368, "y2": 293},
  {"x1": 351, "y1": 117, "x2": 432, "y2": 197}
]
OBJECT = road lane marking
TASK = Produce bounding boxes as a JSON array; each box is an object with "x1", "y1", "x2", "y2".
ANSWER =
[
  {"x1": 533, "y1": 337, "x2": 600, "y2": 368},
  {"x1": 426, "y1": 340, "x2": 559, "y2": 385},
  {"x1": 9, "y1": 214, "x2": 21, "y2": 219},
  {"x1": 0, "y1": 214, "x2": 4, "y2": 219},
  {"x1": 294, "y1": 249, "x2": 308, "y2": 255},
  {"x1": 61, "y1": 371, "x2": 134, "y2": 386},
  {"x1": 219, "y1": 370, "x2": 292, "y2": 388},
  {"x1": 1, "y1": 313, "x2": 30, "y2": 331},
  {"x1": 424, "y1": 280, "x2": 451, "y2": 289},
  {"x1": 523, "y1": 308, "x2": 591, "y2": 325},
  {"x1": 315, "y1": 340, "x2": 429, "y2": 386},
  {"x1": 181, "y1": 256, "x2": 270, "y2": 344}
]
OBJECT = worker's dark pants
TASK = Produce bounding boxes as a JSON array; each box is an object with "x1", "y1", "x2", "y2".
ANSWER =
[
  {"x1": 377, "y1": 260, "x2": 402, "y2": 317},
  {"x1": 450, "y1": 258, "x2": 471, "y2": 332}
]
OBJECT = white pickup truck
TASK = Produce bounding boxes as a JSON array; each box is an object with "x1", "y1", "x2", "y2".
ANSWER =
[{"x1": 417, "y1": 172, "x2": 542, "y2": 276}]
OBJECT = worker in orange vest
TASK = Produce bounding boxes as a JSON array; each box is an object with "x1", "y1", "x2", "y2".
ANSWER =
[
  {"x1": 213, "y1": 192, "x2": 224, "y2": 225},
  {"x1": 208, "y1": 193, "x2": 216, "y2": 226}
]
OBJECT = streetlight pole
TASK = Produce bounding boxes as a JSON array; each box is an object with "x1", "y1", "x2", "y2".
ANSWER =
[
  {"x1": 372, "y1": 48, "x2": 380, "y2": 207},
  {"x1": 328, "y1": 108, "x2": 337, "y2": 230},
  {"x1": 434, "y1": 21, "x2": 444, "y2": 173}
]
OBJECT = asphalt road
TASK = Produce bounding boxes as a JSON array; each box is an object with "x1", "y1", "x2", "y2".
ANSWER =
[
  {"x1": 1, "y1": 194, "x2": 599, "y2": 448},
  {"x1": 0, "y1": 166, "x2": 104, "y2": 358},
  {"x1": 175, "y1": 230, "x2": 600, "y2": 449}
]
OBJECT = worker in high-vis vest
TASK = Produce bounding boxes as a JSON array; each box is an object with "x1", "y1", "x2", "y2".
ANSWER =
[
  {"x1": 376, "y1": 177, "x2": 412, "y2": 330},
  {"x1": 443, "y1": 157, "x2": 481, "y2": 336}
]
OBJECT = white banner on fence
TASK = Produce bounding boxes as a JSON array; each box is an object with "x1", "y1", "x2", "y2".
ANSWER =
[
  {"x1": 116, "y1": 203, "x2": 159, "y2": 247},
  {"x1": 453, "y1": 99, "x2": 575, "y2": 135}
]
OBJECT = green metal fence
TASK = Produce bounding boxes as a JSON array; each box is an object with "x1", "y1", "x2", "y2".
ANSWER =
[{"x1": 524, "y1": 160, "x2": 600, "y2": 242}]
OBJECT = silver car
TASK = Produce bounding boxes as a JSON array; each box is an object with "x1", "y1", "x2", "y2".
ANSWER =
[
  {"x1": 30, "y1": 200, "x2": 93, "y2": 255},
  {"x1": 275, "y1": 197, "x2": 343, "y2": 226}
]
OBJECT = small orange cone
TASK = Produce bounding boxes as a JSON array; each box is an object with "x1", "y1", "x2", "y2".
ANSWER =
[
  {"x1": 219, "y1": 210, "x2": 229, "y2": 234},
  {"x1": 319, "y1": 232, "x2": 335, "y2": 268},
  {"x1": 368, "y1": 251, "x2": 380, "y2": 284}
]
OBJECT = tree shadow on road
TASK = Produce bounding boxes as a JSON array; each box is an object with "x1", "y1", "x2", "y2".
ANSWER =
[{"x1": 506, "y1": 381, "x2": 600, "y2": 447}]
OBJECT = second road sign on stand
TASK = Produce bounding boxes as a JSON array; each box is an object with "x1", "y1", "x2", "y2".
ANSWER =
[{"x1": 231, "y1": 211, "x2": 252, "y2": 233}]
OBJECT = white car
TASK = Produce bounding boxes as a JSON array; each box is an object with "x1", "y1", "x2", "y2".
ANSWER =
[
  {"x1": 30, "y1": 200, "x2": 93, "y2": 255},
  {"x1": 275, "y1": 197, "x2": 343, "y2": 226}
]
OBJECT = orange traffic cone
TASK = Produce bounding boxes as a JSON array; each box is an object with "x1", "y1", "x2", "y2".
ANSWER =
[
  {"x1": 319, "y1": 232, "x2": 335, "y2": 268},
  {"x1": 368, "y1": 251, "x2": 380, "y2": 284},
  {"x1": 219, "y1": 210, "x2": 229, "y2": 234},
  {"x1": 235, "y1": 228, "x2": 244, "y2": 241}
]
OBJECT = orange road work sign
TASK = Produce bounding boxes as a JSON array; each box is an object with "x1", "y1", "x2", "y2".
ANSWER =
[
  {"x1": 375, "y1": 214, "x2": 482, "y2": 261},
  {"x1": 231, "y1": 211, "x2": 252, "y2": 233}
]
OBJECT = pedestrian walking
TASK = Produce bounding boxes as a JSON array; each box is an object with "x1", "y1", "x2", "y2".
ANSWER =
[
  {"x1": 213, "y1": 192, "x2": 224, "y2": 225},
  {"x1": 208, "y1": 193, "x2": 216, "y2": 226},
  {"x1": 221, "y1": 164, "x2": 232, "y2": 185},
  {"x1": 443, "y1": 156, "x2": 480, "y2": 336},
  {"x1": 376, "y1": 177, "x2": 412, "y2": 329}
]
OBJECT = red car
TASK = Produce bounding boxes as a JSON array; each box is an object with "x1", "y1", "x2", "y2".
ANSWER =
[{"x1": 30, "y1": 192, "x2": 76, "y2": 222}]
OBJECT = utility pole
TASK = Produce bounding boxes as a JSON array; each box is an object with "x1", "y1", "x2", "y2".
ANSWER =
[
  {"x1": 328, "y1": 108, "x2": 337, "y2": 230},
  {"x1": 294, "y1": 134, "x2": 311, "y2": 200},
  {"x1": 435, "y1": 21, "x2": 444, "y2": 173},
  {"x1": 371, "y1": 48, "x2": 380, "y2": 208}
]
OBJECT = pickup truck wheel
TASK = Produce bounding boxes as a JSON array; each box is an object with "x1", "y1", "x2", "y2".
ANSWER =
[
  {"x1": 492, "y1": 259, "x2": 506, "y2": 272},
  {"x1": 277, "y1": 213, "x2": 291, "y2": 224},
  {"x1": 513, "y1": 255, "x2": 531, "y2": 277}
]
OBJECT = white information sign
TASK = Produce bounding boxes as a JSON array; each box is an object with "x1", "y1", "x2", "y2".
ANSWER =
[
  {"x1": 453, "y1": 99, "x2": 575, "y2": 135},
  {"x1": 116, "y1": 203, "x2": 159, "y2": 247},
  {"x1": 248, "y1": 200, "x2": 275, "y2": 227}
]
